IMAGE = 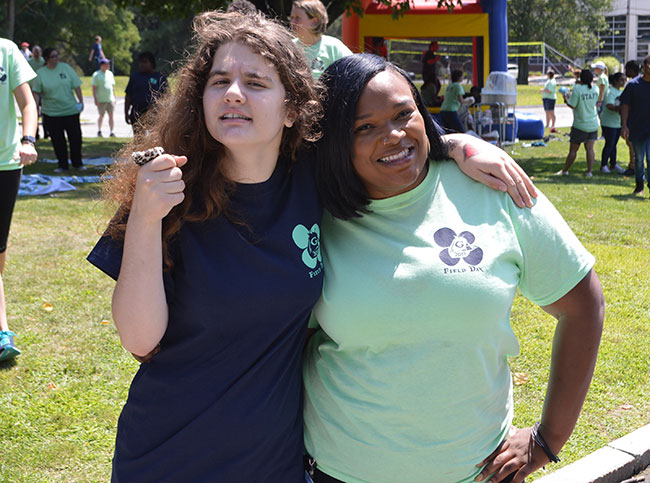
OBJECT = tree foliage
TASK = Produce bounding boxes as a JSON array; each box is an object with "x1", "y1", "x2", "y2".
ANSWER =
[
  {"x1": 2, "y1": 0, "x2": 140, "y2": 75},
  {"x1": 508, "y1": 0, "x2": 611, "y2": 59},
  {"x1": 113, "y1": 0, "x2": 463, "y2": 24}
]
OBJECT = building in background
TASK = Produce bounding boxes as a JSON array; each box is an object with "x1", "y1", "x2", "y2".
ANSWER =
[{"x1": 592, "y1": 0, "x2": 650, "y2": 63}]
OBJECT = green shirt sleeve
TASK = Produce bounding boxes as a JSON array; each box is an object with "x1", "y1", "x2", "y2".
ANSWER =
[{"x1": 510, "y1": 192, "x2": 595, "y2": 306}]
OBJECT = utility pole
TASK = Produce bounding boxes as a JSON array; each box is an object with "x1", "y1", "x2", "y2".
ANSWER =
[{"x1": 625, "y1": 0, "x2": 631, "y2": 63}]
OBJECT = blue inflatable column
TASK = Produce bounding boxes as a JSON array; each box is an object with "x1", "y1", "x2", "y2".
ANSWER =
[{"x1": 480, "y1": 0, "x2": 508, "y2": 72}]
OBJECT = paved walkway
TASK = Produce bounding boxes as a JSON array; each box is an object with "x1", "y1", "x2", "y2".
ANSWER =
[{"x1": 79, "y1": 96, "x2": 132, "y2": 138}]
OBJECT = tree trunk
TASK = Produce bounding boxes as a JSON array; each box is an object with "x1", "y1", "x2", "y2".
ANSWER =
[{"x1": 7, "y1": 0, "x2": 15, "y2": 39}]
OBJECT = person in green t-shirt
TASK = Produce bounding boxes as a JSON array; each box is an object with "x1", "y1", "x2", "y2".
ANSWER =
[
  {"x1": 27, "y1": 46, "x2": 45, "y2": 73},
  {"x1": 31, "y1": 47, "x2": 85, "y2": 172},
  {"x1": 557, "y1": 69, "x2": 599, "y2": 177},
  {"x1": 0, "y1": 38, "x2": 38, "y2": 362},
  {"x1": 289, "y1": 0, "x2": 352, "y2": 80},
  {"x1": 591, "y1": 60, "x2": 608, "y2": 114},
  {"x1": 304, "y1": 54, "x2": 604, "y2": 483},
  {"x1": 440, "y1": 69, "x2": 473, "y2": 133},
  {"x1": 92, "y1": 58, "x2": 116, "y2": 137},
  {"x1": 540, "y1": 70, "x2": 557, "y2": 133},
  {"x1": 599, "y1": 73, "x2": 626, "y2": 174}
]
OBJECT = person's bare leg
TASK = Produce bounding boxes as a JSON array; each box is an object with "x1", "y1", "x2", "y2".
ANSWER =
[
  {"x1": 549, "y1": 111, "x2": 556, "y2": 131},
  {"x1": 97, "y1": 112, "x2": 105, "y2": 134},
  {"x1": 585, "y1": 140, "x2": 596, "y2": 174},
  {"x1": 561, "y1": 143, "x2": 580, "y2": 172},
  {"x1": 0, "y1": 252, "x2": 8, "y2": 332},
  {"x1": 108, "y1": 110, "x2": 115, "y2": 134}
]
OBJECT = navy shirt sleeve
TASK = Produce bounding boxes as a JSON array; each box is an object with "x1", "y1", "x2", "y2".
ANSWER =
[
  {"x1": 87, "y1": 234, "x2": 123, "y2": 281},
  {"x1": 87, "y1": 233, "x2": 176, "y2": 297}
]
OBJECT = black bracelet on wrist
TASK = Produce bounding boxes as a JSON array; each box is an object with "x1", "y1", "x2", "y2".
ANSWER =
[
  {"x1": 531, "y1": 421, "x2": 561, "y2": 464},
  {"x1": 21, "y1": 135, "x2": 36, "y2": 145}
]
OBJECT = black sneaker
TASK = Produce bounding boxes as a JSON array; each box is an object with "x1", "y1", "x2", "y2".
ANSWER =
[{"x1": 624, "y1": 169, "x2": 635, "y2": 176}]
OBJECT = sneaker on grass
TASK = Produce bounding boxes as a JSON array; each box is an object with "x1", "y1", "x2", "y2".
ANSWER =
[
  {"x1": 600, "y1": 166, "x2": 611, "y2": 173},
  {"x1": 612, "y1": 164, "x2": 625, "y2": 174},
  {"x1": 0, "y1": 331, "x2": 21, "y2": 362}
]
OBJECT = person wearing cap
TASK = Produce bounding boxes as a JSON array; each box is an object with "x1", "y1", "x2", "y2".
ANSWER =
[
  {"x1": 620, "y1": 55, "x2": 650, "y2": 196},
  {"x1": 19, "y1": 42, "x2": 32, "y2": 60},
  {"x1": 591, "y1": 61, "x2": 608, "y2": 113},
  {"x1": 92, "y1": 58, "x2": 116, "y2": 137},
  {"x1": 540, "y1": 70, "x2": 557, "y2": 134},
  {"x1": 0, "y1": 38, "x2": 38, "y2": 362}
]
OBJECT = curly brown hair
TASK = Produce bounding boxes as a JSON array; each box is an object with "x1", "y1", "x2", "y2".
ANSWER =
[{"x1": 102, "y1": 11, "x2": 322, "y2": 264}]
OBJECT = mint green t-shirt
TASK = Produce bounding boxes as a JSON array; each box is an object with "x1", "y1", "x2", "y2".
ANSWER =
[
  {"x1": 542, "y1": 78, "x2": 557, "y2": 100},
  {"x1": 303, "y1": 161, "x2": 595, "y2": 483},
  {"x1": 92, "y1": 69, "x2": 115, "y2": 103},
  {"x1": 440, "y1": 82, "x2": 464, "y2": 112},
  {"x1": 27, "y1": 56, "x2": 44, "y2": 73},
  {"x1": 597, "y1": 72, "x2": 609, "y2": 101},
  {"x1": 296, "y1": 35, "x2": 352, "y2": 81},
  {"x1": 568, "y1": 84, "x2": 600, "y2": 132},
  {"x1": 31, "y1": 62, "x2": 82, "y2": 117},
  {"x1": 599, "y1": 86, "x2": 622, "y2": 129},
  {"x1": 0, "y1": 38, "x2": 36, "y2": 170}
]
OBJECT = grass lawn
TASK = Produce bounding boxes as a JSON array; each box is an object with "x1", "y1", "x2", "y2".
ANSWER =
[{"x1": 1, "y1": 135, "x2": 649, "y2": 481}]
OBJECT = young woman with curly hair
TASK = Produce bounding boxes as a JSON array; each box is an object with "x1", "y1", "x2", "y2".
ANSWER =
[{"x1": 88, "y1": 12, "x2": 324, "y2": 481}]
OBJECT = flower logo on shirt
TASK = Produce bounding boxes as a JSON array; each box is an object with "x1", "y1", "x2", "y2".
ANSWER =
[
  {"x1": 292, "y1": 223, "x2": 322, "y2": 269},
  {"x1": 433, "y1": 228, "x2": 483, "y2": 266},
  {"x1": 0, "y1": 67, "x2": 7, "y2": 83}
]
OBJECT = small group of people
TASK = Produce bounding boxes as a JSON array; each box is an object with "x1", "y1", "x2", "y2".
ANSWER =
[
  {"x1": 82, "y1": 8, "x2": 603, "y2": 483},
  {"x1": 555, "y1": 57, "x2": 650, "y2": 192}
]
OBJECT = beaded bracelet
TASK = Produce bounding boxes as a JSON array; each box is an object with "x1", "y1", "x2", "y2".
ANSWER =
[
  {"x1": 132, "y1": 146, "x2": 165, "y2": 166},
  {"x1": 531, "y1": 421, "x2": 561, "y2": 464}
]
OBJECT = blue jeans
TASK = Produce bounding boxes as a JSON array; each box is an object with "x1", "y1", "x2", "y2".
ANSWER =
[
  {"x1": 632, "y1": 137, "x2": 650, "y2": 191},
  {"x1": 601, "y1": 126, "x2": 621, "y2": 167}
]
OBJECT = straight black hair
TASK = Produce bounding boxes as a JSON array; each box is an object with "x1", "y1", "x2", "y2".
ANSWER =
[
  {"x1": 451, "y1": 69, "x2": 464, "y2": 82},
  {"x1": 579, "y1": 69, "x2": 594, "y2": 88},
  {"x1": 138, "y1": 51, "x2": 156, "y2": 69},
  {"x1": 609, "y1": 72, "x2": 624, "y2": 86},
  {"x1": 315, "y1": 53, "x2": 446, "y2": 220}
]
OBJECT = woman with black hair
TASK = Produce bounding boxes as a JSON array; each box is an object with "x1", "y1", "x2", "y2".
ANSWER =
[
  {"x1": 556, "y1": 69, "x2": 600, "y2": 176},
  {"x1": 303, "y1": 54, "x2": 604, "y2": 483},
  {"x1": 31, "y1": 47, "x2": 84, "y2": 171}
]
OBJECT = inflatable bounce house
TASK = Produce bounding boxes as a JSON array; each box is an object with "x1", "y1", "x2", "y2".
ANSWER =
[
  {"x1": 342, "y1": 0, "x2": 546, "y2": 141},
  {"x1": 342, "y1": 0, "x2": 508, "y2": 89}
]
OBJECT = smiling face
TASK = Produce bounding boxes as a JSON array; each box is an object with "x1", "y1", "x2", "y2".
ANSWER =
[
  {"x1": 202, "y1": 42, "x2": 293, "y2": 162},
  {"x1": 351, "y1": 69, "x2": 429, "y2": 200}
]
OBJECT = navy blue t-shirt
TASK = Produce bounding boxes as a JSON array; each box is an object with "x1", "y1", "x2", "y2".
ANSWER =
[
  {"x1": 619, "y1": 76, "x2": 650, "y2": 141},
  {"x1": 88, "y1": 156, "x2": 323, "y2": 482},
  {"x1": 125, "y1": 71, "x2": 168, "y2": 113}
]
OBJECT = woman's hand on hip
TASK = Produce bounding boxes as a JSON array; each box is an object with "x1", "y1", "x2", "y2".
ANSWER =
[{"x1": 474, "y1": 427, "x2": 551, "y2": 483}]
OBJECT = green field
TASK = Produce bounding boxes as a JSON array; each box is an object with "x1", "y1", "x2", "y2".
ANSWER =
[{"x1": 1, "y1": 135, "x2": 648, "y2": 481}]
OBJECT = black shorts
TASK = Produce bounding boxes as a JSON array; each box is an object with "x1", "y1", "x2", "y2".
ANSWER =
[
  {"x1": 542, "y1": 98, "x2": 556, "y2": 111},
  {"x1": 0, "y1": 168, "x2": 22, "y2": 253},
  {"x1": 570, "y1": 127, "x2": 598, "y2": 144}
]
